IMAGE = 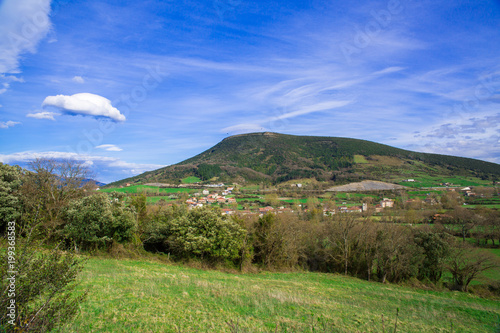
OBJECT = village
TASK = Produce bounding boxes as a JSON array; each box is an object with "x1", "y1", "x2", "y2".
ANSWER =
[{"x1": 182, "y1": 185, "x2": 399, "y2": 217}]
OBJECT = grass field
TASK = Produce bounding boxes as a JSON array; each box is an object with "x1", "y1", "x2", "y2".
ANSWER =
[
  {"x1": 182, "y1": 176, "x2": 202, "y2": 184},
  {"x1": 145, "y1": 196, "x2": 178, "y2": 203},
  {"x1": 397, "y1": 173, "x2": 492, "y2": 188},
  {"x1": 100, "y1": 185, "x2": 194, "y2": 194},
  {"x1": 57, "y1": 257, "x2": 500, "y2": 333},
  {"x1": 353, "y1": 155, "x2": 369, "y2": 164}
]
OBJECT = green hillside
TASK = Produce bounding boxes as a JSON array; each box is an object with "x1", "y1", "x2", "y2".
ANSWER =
[{"x1": 107, "y1": 132, "x2": 500, "y2": 187}]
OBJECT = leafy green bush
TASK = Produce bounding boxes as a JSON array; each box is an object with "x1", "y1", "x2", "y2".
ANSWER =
[
  {"x1": 0, "y1": 231, "x2": 86, "y2": 331},
  {"x1": 0, "y1": 163, "x2": 22, "y2": 232},
  {"x1": 144, "y1": 206, "x2": 245, "y2": 262},
  {"x1": 62, "y1": 193, "x2": 136, "y2": 251}
]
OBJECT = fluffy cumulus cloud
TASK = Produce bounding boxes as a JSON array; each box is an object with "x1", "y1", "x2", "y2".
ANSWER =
[
  {"x1": 42, "y1": 93, "x2": 126, "y2": 122},
  {"x1": 26, "y1": 111, "x2": 59, "y2": 120},
  {"x1": 96, "y1": 144, "x2": 123, "y2": 152},
  {"x1": 0, "y1": 120, "x2": 20, "y2": 129},
  {"x1": 0, "y1": 0, "x2": 52, "y2": 92}
]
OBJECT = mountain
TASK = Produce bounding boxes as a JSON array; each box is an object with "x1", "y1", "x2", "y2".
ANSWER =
[
  {"x1": 106, "y1": 132, "x2": 500, "y2": 187},
  {"x1": 85, "y1": 179, "x2": 107, "y2": 187}
]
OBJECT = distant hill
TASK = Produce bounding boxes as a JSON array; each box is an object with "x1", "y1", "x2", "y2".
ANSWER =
[
  {"x1": 83, "y1": 179, "x2": 106, "y2": 187},
  {"x1": 106, "y1": 132, "x2": 500, "y2": 187}
]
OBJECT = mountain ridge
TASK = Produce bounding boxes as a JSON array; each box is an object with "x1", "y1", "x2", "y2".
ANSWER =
[{"x1": 106, "y1": 132, "x2": 500, "y2": 187}]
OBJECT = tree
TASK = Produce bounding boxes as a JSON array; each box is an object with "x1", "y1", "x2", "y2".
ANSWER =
[
  {"x1": 62, "y1": 193, "x2": 137, "y2": 251},
  {"x1": 356, "y1": 221, "x2": 378, "y2": 281},
  {"x1": 446, "y1": 242, "x2": 498, "y2": 292},
  {"x1": 253, "y1": 213, "x2": 305, "y2": 269},
  {"x1": 0, "y1": 163, "x2": 22, "y2": 232},
  {"x1": 440, "y1": 191, "x2": 463, "y2": 209},
  {"x1": 264, "y1": 193, "x2": 280, "y2": 207},
  {"x1": 129, "y1": 193, "x2": 148, "y2": 226},
  {"x1": 323, "y1": 215, "x2": 359, "y2": 275},
  {"x1": 374, "y1": 226, "x2": 422, "y2": 283},
  {"x1": 19, "y1": 158, "x2": 94, "y2": 233},
  {"x1": 160, "y1": 207, "x2": 246, "y2": 262},
  {"x1": 413, "y1": 230, "x2": 451, "y2": 283},
  {"x1": 449, "y1": 207, "x2": 476, "y2": 242}
]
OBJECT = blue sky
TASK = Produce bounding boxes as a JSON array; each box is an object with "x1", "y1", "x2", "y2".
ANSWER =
[{"x1": 0, "y1": 0, "x2": 499, "y2": 183}]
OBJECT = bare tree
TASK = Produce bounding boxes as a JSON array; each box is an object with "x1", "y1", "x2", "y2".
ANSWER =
[
  {"x1": 449, "y1": 207, "x2": 477, "y2": 242},
  {"x1": 19, "y1": 158, "x2": 94, "y2": 233},
  {"x1": 322, "y1": 214, "x2": 359, "y2": 276}
]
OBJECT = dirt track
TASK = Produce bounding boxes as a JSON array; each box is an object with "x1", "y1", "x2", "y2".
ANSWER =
[{"x1": 326, "y1": 180, "x2": 407, "y2": 192}]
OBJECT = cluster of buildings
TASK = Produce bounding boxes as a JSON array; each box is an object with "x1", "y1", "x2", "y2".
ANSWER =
[
  {"x1": 221, "y1": 206, "x2": 296, "y2": 217},
  {"x1": 187, "y1": 188, "x2": 398, "y2": 217},
  {"x1": 323, "y1": 198, "x2": 395, "y2": 215},
  {"x1": 460, "y1": 187, "x2": 477, "y2": 197},
  {"x1": 186, "y1": 187, "x2": 236, "y2": 208}
]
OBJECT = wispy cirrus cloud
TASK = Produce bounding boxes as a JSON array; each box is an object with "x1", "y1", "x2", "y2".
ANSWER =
[
  {"x1": 0, "y1": 120, "x2": 20, "y2": 129},
  {"x1": 96, "y1": 144, "x2": 123, "y2": 152},
  {"x1": 26, "y1": 111, "x2": 59, "y2": 120},
  {"x1": 0, "y1": 0, "x2": 52, "y2": 93}
]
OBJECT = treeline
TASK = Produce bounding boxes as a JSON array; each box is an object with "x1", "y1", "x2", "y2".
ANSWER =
[
  {"x1": 138, "y1": 204, "x2": 498, "y2": 293},
  {"x1": 1, "y1": 160, "x2": 498, "y2": 291},
  {"x1": 195, "y1": 163, "x2": 222, "y2": 181}
]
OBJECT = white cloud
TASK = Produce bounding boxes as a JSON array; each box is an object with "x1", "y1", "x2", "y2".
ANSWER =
[
  {"x1": 26, "y1": 111, "x2": 59, "y2": 120},
  {"x1": 0, "y1": 120, "x2": 20, "y2": 128},
  {"x1": 72, "y1": 76, "x2": 85, "y2": 83},
  {"x1": 271, "y1": 100, "x2": 352, "y2": 122},
  {"x1": 0, "y1": 0, "x2": 52, "y2": 92},
  {"x1": 96, "y1": 144, "x2": 123, "y2": 152},
  {"x1": 0, "y1": 151, "x2": 164, "y2": 179},
  {"x1": 0, "y1": 120, "x2": 20, "y2": 129},
  {"x1": 222, "y1": 100, "x2": 352, "y2": 135},
  {"x1": 0, "y1": 75, "x2": 22, "y2": 94},
  {"x1": 42, "y1": 93, "x2": 126, "y2": 122},
  {"x1": 221, "y1": 123, "x2": 267, "y2": 134}
]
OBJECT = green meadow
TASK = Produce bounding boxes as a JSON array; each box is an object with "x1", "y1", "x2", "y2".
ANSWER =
[
  {"x1": 58, "y1": 257, "x2": 500, "y2": 333},
  {"x1": 100, "y1": 185, "x2": 195, "y2": 194},
  {"x1": 182, "y1": 176, "x2": 202, "y2": 184},
  {"x1": 396, "y1": 173, "x2": 492, "y2": 188}
]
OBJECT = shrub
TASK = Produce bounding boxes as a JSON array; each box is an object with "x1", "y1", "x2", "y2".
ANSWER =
[
  {"x1": 144, "y1": 206, "x2": 246, "y2": 263},
  {"x1": 62, "y1": 193, "x2": 136, "y2": 251},
  {"x1": 0, "y1": 222, "x2": 86, "y2": 332},
  {"x1": 0, "y1": 163, "x2": 22, "y2": 233}
]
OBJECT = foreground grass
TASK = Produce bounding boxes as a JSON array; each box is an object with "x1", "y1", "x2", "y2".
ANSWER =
[{"x1": 56, "y1": 257, "x2": 500, "y2": 333}]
